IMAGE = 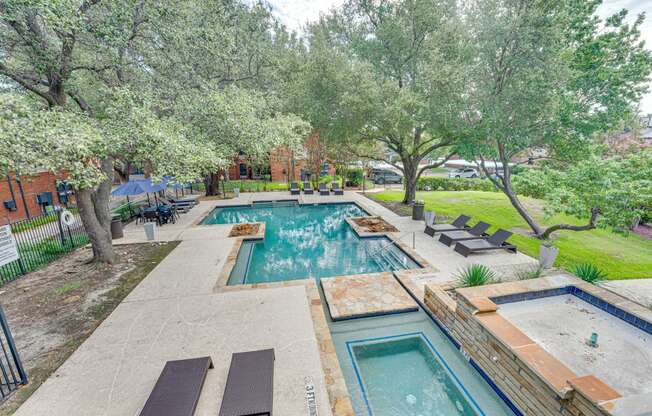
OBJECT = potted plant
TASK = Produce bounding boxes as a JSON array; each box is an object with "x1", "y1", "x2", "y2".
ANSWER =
[
  {"x1": 539, "y1": 240, "x2": 559, "y2": 269},
  {"x1": 412, "y1": 200, "x2": 425, "y2": 221}
]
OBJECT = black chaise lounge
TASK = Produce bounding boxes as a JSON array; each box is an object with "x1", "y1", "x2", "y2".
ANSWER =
[
  {"x1": 319, "y1": 183, "x2": 329, "y2": 196},
  {"x1": 303, "y1": 181, "x2": 314, "y2": 195},
  {"x1": 438, "y1": 221, "x2": 491, "y2": 246},
  {"x1": 290, "y1": 182, "x2": 300, "y2": 195},
  {"x1": 424, "y1": 214, "x2": 471, "y2": 237},
  {"x1": 453, "y1": 229, "x2": 517, "y2": 257},
  {"x1": 169, "y1": 197, "x2": 198, "y2": 206},
  {"x1": 331, "y1": 181, "x2": 343, "y2": 196},
  {"x1": 139, "y1": 356, "x2": 213, "y2": 416},
  {"x1": 219, "y1": 348, "x2": 275, "y2": 416}
]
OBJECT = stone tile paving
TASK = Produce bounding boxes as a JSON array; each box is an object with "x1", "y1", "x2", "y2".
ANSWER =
[{"x1": 321, "y1": 272, "x2": 418, "y2": 320}]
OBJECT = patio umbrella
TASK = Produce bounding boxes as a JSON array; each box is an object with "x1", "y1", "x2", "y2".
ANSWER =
[{"x1": 112, "y1": 178, "x2": 169, "y2": 210}]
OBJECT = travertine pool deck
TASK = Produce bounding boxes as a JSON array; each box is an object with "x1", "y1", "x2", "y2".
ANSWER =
[
  {"x1": 498, "y1": 294, "x2": 652, "y2": 397},
  {"x1": 321, "y1": 272, "x2": 418, "y2": 320}
]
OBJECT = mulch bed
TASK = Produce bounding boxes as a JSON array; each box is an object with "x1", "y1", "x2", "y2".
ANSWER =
[
  {"x1": 0, "y1": 242, "x2": 179, "y2": 415},
  {"x1": 353, "y1": 216, "x2": 399, "y2": 233},
  {"x1": 228, "y1": 223, "x2": 260, "y2": 237}
]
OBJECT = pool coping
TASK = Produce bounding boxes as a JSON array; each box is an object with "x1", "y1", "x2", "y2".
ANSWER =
[
  {"x1": 426, "y1": 275, "x2": 652, "y2": 416},
  {"x1": 212, "y1": 201, "x2": 435, "y2": 288}
]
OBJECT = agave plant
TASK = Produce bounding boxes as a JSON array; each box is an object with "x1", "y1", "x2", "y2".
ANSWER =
[
  {"x1": 455, "y1": 264, "x2": 497, "y2": 287},
  {"x1": 573, "y1": 263, "x2": 607, "y2": 284}
]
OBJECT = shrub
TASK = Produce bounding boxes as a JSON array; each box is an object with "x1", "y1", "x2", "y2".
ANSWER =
[
  {"x1": 455, "y1": 264, "x2": 497, "y2": 287},
  {"x1": 573, "y1": 263, "x2": 607, "y2": 284},
  {"x1": 416, "y1": 177, "x2": 498, "y2": 193},
  {"x1": 346, "y1": 168, "x2": 364, "y2": 186},
  {"x1": 319, "y1": 175, "x2": 333, "y2": 185}
]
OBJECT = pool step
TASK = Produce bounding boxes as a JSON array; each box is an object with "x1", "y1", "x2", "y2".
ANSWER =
[{"x1": 369, "y1": 245, "x2": 409, "y2": 271}]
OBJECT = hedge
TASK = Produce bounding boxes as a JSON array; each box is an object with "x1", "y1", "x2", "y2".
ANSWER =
[{"x1": 416, "y1": 177, "x2": 499, "y2": 193}]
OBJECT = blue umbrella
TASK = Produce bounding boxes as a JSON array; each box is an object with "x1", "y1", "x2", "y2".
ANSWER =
[
  {"x1": 111, "y1": 178, "x2": 168, "y2": 196},
  {"x1": 112, "y1": 178, "x2": 169, "y2": 213}
]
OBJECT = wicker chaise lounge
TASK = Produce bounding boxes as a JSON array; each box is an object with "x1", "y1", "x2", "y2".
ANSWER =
[
  {"x1": 424, "y1": 214, "x2": 471, "y2": 237},
  {"x1": 438, "y1": 221, "x2": 491, "y2": 246},
  {"x1": 139, "y1": 356, "x2": 213, "y2": 416},
  {"x1": 290, "y1": 182, "x2": 300, "y2": 195},
  {"x1": 303, "y1": 181, "x2": 314, "y2": 194},
  {"x1": 319, "y1": 183, "x2": 329, "y2": 196},
  {"x1": 453, "y1": 229, "x2": 517, "y2": 257},
  {"x1": 219, "y1": 349, "x2": 275, "y2": 416}
]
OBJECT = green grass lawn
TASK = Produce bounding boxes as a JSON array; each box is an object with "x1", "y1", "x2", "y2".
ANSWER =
[{"x1": 371, "y1": 190, "x2": 652, "y2": 280}]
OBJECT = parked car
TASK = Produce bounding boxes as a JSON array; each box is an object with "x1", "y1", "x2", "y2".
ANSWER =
[
  {"x1": 448, "y1": 168, "x2": 479, "y2": 179},
  {"x1": 370, "y1": 169, "x2": 403, "y2": 184}
]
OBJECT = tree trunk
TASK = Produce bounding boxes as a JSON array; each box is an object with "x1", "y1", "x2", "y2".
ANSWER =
[
  {"x1": 503, "y1": 186, "x2": 545, "y2": 236},
  {"x1": 204, "y1": 173, "x2": 220, "y2": 196},
  {"x1": 77, "y1": 188, "x2": 115, "y2": 263},
  {"x1": 402, "y1": 159, "x2": 418, "y2": 204}
]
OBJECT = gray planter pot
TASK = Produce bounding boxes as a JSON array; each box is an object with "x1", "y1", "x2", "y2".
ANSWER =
[
  {"x1": 539, "y1": 245, "x2": 559, "y2": 269},
  {"x1": 412, "y1": 202, "x2": 425, "y2": 221}
]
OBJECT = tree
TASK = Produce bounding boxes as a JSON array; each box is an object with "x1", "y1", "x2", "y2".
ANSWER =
[
  {"x1": 175, "y1": 86, "x2": 310, "y2": 195},
  {"x1": 460, "y1": 0, "x2": 652, "y2": 238},
  {"x1": 293, "y1": 0, "x2": 470, "y2": 203},
  {"x1": 0, "y1": 0, "x2": 308, "y2": 261},
  {"x1": 513, "y1": 151, "x2": 652, "y2": 238}
]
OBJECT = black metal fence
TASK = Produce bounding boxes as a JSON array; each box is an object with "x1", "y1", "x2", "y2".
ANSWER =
[
  {"x1": 0, "y1": 305, "x2": 27, "y2": 400},
  {"x1": 0, "y1": 207, "x2": 89, "y2": 285}
]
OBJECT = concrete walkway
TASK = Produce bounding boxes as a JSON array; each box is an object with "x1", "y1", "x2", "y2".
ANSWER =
[
  {"x1": 15, "y1": 190, "x2": 538, "y2": 416},
  {"x1": 601, "y1": 279, "x2": 652, "y2": 309}
]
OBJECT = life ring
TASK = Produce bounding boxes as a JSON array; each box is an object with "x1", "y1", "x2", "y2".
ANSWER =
[{"x1": 60, "y1": 209, "x2": 75, "y2": 227}]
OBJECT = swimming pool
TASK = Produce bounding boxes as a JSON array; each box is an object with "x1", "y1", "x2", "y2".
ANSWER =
[
  {"x1": 331, "y1": 310, "x2": 516, "y2": 416},
  {"x1": 202, "y1": 202, "x2": 421, "y2": 284}
]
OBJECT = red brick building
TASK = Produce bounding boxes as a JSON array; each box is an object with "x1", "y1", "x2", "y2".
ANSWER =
[
  {"x1": 269, "y1": 132, "x2": 335, "y2": 182},
  {"x1": 226, "y1": 132, "x2": 336, "y2": 183},
  {"x1": 0, "y1": 171, "x2": 74, "y2": 225}
]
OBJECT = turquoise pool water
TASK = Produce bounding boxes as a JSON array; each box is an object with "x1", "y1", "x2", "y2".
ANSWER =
[
  {"x1": 331, "y1": 311, "x2": 515, "y2": 416},
  {"x1": 202, "y1": 202, "x2": 420, "y2": 284},
  {"x1": 350, "y1": 335, "x2": 478, "y2": 415}
]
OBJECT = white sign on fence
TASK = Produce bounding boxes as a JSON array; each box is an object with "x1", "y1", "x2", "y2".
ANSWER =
[{"x1": 0, "y1": 225, "x2": 20, "y2": 267}]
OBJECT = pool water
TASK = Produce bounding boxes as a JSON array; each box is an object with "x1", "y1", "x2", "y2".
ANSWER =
[
  {"x1": 331, "y1": 311, "x2": 516, "y2": 416},
  {"x1": 202, "y1": 202, "x2": 420, "y2": 284},
  {"x1": 350, "y1": 335, "x2": 478, "y2": 415}
]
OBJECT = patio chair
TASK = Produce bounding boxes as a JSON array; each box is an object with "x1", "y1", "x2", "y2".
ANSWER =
[
  {"x1": 143, "y1": 210, "x2": 160, "y2": 226},
  {"x1": 139, "y1": 356, "x2": 213, "y2": 416},
  {"x1": 453, "y1": 229, "x2": 517, "y2": 257},
  {"x1": 331, "y1": 181, "x2": 343, "y2": 196},
  {"x1": 219, "y1": 349, "x2": 274, "y2": 416},
  {"x1": 438, "y1": 221, "x2": 491, "y2": 246},
  {"x1": 290, "y1": 182, "x2": 300, "y2": 195},
  {"x1": 424, "y1": 214, "x2": 471, "y2": 237},
  {"x1": 303, "y1": 181, "x2": 314, "y2": 195},
  {"x1": 319, "y1": 183, "x2": 329, "y2": 196}
]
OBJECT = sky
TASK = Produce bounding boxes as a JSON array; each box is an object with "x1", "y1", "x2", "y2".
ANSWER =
[{"x1": 264, "y1": 0, "x2": 652, "y2": 114}]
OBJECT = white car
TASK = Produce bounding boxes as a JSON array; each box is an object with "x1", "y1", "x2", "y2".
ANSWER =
[{"x1": 448, "y1": 168, "x2": 479, "y2": 179}]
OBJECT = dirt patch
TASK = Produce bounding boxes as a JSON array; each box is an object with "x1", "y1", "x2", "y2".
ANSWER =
[
  {"x1": 228, "y1": 223, "x2": 260, "y2": 237},
  {"x1": 0, "y1": 241, "x2": 179, "y2": 415},
  {"x1": 361, "y1": 194, "x2": 412, "y2": 217},
  {"x1": 352, "y1": 216, "x2": 399, "y2": 233}
]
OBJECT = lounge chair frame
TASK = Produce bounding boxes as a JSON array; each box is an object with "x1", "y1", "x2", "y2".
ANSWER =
[
  {"x1": 424, "y1": 214, "x2": 471, "y2": 237},
  {"x1": 453, "y1": 229, "x2": 517, "y2": 257}
]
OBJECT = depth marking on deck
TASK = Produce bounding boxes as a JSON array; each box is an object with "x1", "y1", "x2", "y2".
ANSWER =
[{"x1": 304, "y1": 376, "x2": 319, "y2": 416}]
